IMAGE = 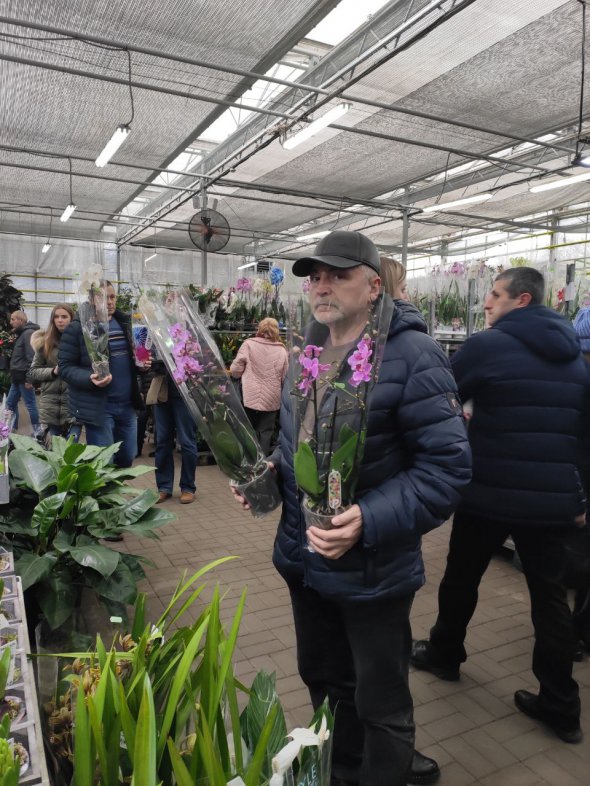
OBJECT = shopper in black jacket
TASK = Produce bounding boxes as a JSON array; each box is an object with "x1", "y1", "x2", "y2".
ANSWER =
[
  {"x1": 6, "y1": 310, "x2": 41, "y2": 436},
  {"x1": 412, "y1": 267, "x2": 588, "y2": 744},
  {"x1": 59, "y1": 283, "x2": 145, "y2": 467},
  {"x1": 236, "y1": 231, "x2": 472, "y2": 786}
]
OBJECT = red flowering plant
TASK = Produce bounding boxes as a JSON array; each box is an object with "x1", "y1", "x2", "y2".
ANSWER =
[
  {"x1": 287, "y1": 293, "x2": 393, "y2": 516},
  {"x1": 138, "y1": 289, "x2": 281, "y2": 516}
]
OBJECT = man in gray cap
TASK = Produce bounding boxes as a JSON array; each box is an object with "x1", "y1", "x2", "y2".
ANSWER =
[{"x1": 236, "y1": 230, "x2": 471, "y2": 785}]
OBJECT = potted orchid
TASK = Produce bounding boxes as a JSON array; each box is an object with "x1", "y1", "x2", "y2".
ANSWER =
[
  {"x1": 287, "y1": 294, "x2": 393, "y2": 537},
  {"x1": 73, "y1": 263, "x2": 110, "y2": 379},
  {"x1": 139, "y1": 290, "x2": 282, "y2": 516}
]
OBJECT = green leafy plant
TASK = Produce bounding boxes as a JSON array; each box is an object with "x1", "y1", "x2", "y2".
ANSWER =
[
  {"x1": 0, "y1": 649, "x2": 11, "y2": 702},
  {"x1": 0, "y1": 733, "x2": 20, "y2": 786},
  {"x1": 0, "y1": 435, "x2": 174, "y2": 629},
  {"x1": 0, "y1": 275, "x2": 24, "y2": 332},
  {"x1": 42, "y1": 559, "x2": 305, "y2": 786}
]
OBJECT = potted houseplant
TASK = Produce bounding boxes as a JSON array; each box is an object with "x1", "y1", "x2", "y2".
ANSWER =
[{"x1": 0, "y1": 435, "x2": 174, "y2": 630}]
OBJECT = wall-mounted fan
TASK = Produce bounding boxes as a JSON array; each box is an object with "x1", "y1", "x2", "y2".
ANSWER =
[{"x1": 188, "y1": 209, "x2": 231, "y2": 252}]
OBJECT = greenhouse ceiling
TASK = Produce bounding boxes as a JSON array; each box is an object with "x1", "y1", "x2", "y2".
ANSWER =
[{"x1": 1, "y1": 0, "x2": 590, "y2": 261}]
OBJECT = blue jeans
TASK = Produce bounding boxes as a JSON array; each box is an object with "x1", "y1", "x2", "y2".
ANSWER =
[
  {"x1": 154, "y1": 396, "x2": 198, "y2": 493},
  {"x1": 6, "y1": 383, "x2": 40, "y2": 431},
  {"x1": 85, "y1": 402, "x2": 137, "y2": 468}
]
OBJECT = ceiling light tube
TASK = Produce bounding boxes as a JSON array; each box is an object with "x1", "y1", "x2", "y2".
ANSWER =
[
  {"x1": 529, "y1": 171, "x2": 590, "y2": 192},
  {"x1": 95, "y1": 125, "x2": 131, "y2": 167},
  {"x1": 297, "y1": 230, "x2": 330, "y2": 241},
  {"x1": 41, "y1": 243, "x2": 51, "y2": 253},
  {"x1": 237, "y1": 261, "x2": 257, "y2": 270},
  {"x1": 282, "y1": 103, "x2": 352, "y2": 150},
  {"x1": 421, "y1": 193, "x2": 493, "y2": 213},
  {"x1": 59, "y1": 204, "x2": 76, "y2": 222},
  {"x1": 144, "y1": 253, "x2": 157, "y2": 263}
]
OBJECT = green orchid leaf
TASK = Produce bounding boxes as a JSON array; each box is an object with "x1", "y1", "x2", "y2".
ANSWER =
[
  {"x1": 330, "y1": 425, "x2": 359, "y2": 482},
  {"x1": 209, "y1": 419, "x2": 244, "y2": 475},
  {"x1": 131, "y1": 676, "x2": 157, "y2": 786},
  {"x1": 73, "y1": 677, "x2": 94, "y2": 786},
  {"x1": 69, "y1": 543, "x2": 120, "y2": 577},
  {"x1": 8, "y1": 450, "x2": 56, "y2": 494},
  {"x1": 293, "y1": 442, "x2": 323, "y2": 496},
  {"x1": 15, "y1": 553, "x2": 56, "y2": 591}
]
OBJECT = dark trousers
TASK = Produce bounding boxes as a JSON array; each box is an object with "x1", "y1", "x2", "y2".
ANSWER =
[
  {"x1": 429, "y1": 511, "x2": 580, "y2": 726},
  {"x1": 154, "y1": 396, "x2": 198, "y2": 494},
  {"x1": 289, "y1": 585, "x2": 415, "y2": 786},
  {"x1": 244, "y1": 407, "x2": 277, "y2": 455}
]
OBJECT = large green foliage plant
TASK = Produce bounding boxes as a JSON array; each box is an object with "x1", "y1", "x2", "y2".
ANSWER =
[{"x1": 0, "y1": 435, "x2": 174, "y2": 629}]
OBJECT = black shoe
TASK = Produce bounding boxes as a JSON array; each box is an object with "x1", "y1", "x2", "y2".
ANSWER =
[
  {"x1": 407, "y1": 751, "x2": 440, "y2": 785},
  {"x1": 410, "y1": 640, "x2": 460, "y2": 681},
  {"x1": 103, "y1": 534, "x2": 124, "y2": 542},
  {"x1": 514, "y1": 690, "x2": 583, "y2": 744}
]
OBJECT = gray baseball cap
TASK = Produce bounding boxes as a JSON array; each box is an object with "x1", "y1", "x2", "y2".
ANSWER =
[{"x1": 292, "y1": 230, "x2": 381, "y2": 277}]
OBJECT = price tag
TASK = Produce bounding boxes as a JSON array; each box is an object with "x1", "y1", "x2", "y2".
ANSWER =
[{"x1": 328, "y1": 469, "x2": 342, "y2": 510}]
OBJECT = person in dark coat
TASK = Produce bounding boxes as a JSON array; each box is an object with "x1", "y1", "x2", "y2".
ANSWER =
[
  {"x1": 59, "y1": 282, "x2": 145, "y2": 468},
  {"x1": 235, "y1": 231, "x2": 472, "y2": 786},
  {"x1": 6, "y1": 310, "x2": 41, "y2": 436},
  {"x1": 412, "y1": 267, "x2": 588, "y2": 745},
  {"x1": 29, "y1": 303, "x2": 76, "y2": 439}
]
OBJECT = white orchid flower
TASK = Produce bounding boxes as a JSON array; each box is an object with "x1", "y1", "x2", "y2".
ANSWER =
[
  {"x1": 77, "y1": 263, "x2": 104, "y2": 294},
  {"x1": 270, "y1": 724, "x2": 325, "y2": 786},
  {"x1": 316, "y1": 714, "x2": 330, "y2": 747},
  {"x1": 227, "y1": 777, "x2": 247, "y2": 786}
]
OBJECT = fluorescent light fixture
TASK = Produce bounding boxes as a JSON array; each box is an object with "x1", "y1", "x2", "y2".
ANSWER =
[
  {"x1": 421, "y1": 193, "x2": 493, "y2": 213},
  {"x1": 41, "y1": 243, "x2": 51, "y2": 253},
  {"x1": 529, "y1": 171, "x2": 590, "y2": 192},
  {"x1": 59, "y1": 204, "x2": 76, "y2": 222},
  {"x1": 95, "y1": 125, "x2": 130, "y2": 167},
  {"x1": 297, "y1": 230, "x2": 330, "y2": 241},
  {"x1": 282, "y1": 103, "x2": 352, "y2": 150},
  {"x1": 237, "y1": 260, "x2": 257, "y2": 270},
  {"x1": 144, "y1": 253, "x2": 157, "y2": 263}
]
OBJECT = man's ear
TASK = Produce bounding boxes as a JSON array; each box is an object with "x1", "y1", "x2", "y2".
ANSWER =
[
  {"x1": 518, "y1": 292, "x2": 533, "y2": 308},
  {"x1": 369, "y1": 275, "x2": 381, "y2": 302}
]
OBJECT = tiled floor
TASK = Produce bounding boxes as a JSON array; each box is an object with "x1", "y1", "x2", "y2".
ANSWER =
[{"x1": 119, "y1": 451, "x2": 590, "y2": 785}]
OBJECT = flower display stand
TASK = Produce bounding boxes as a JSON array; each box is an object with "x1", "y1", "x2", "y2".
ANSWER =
[{"x1": 0, "y1": 548, "x2": 50, "y2": 784}]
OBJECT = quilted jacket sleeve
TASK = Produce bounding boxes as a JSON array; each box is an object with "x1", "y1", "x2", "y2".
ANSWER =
[
  {"x1": 358, "y1": 346, "x2": 472, "y2": 550},
  {"x1": 28, "y1": 350, "x2": 54, "y2": 383},
  {"x1": 58, "y1": 322, "x2": 95, "y2": 390},
  {"x1": 229, "y1": 342, "x2": 249, "y2": 378}
]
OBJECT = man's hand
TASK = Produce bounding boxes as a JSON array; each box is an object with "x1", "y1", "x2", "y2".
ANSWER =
[
  {"x1": 307, "y1": 503, "x2": 363, "y2": 559},
  {"x1": 90, "y1": 373, "x2": 112, "y2": 388},
  {"x1": 24, "y1": 382, "x2": 33, "y2": 389},
  {"x1": 574, "y1": 512, "x2": 587, "y2": 528},
  {"x1": 230, "y1": 462, "x2": 275, "y2": 511}
]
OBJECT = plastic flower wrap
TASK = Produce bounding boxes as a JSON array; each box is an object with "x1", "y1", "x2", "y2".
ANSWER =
[
  {"x1": 73, "y1": 263, "x2": 110, "y2": 379},
  {"x1": 138, "y1": 289, "x2": 281, "y2": 517},
  {"x1": 131, "y1": 312, "x2": 152, "y2": 367},
  {"x1": 0, "y1": 396, "x2": 13, "y2": 504},
  {"x1": 287, "y1": 292, "x2": 393, "y2": 515}
]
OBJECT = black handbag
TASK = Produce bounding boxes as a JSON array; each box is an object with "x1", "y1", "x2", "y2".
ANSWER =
[{"x1": 562, "y1": 525, "x2": 590, "y2": 589}]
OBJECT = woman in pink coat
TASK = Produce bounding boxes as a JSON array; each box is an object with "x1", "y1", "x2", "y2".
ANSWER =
[{"x1": 230, "y1": 317, "x2": 288, "y2": 454}]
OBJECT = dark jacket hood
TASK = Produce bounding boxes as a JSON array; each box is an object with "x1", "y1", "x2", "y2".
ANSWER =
[
  {"x1": 388, "y1": 299, "x2": 428, "y2": 338},
  {"x1": 493, "y1": 305, "x2": 580, "y2": 362}
]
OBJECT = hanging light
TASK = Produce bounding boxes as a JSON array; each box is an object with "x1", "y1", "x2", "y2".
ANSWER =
[
  {"x1": 60, "y1": 204, "x2": 76, "y2": 222},
  {"x1": 41, "y1": 243, "x2": 51, "y2": 253},
  {"x1": 282, "y1": 103, "x2": 352, "y2": 150},
  {"x1": 144, "y1": 253, "x2": 157, "y2": 263},
  {"x1": 529, "y1": 171, "x2": 590, "y2": 192},
  {"x1": 420, "y1": 193, "x2": 493, "y2": 213},
  {"x1": 95, "y1": 125, "x2": 131, "y2": 167}
]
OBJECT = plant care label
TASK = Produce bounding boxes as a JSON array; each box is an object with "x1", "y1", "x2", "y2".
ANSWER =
[{"x1": 328, "y1": 469, "x2": 342, "y2": 510}]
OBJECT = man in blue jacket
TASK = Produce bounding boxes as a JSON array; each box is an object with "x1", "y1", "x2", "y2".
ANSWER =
[
  {"x1": 412, "y1": 267, "x2": 587, "y2": 744},
  {"x1": 242, "y1": 231, "x2": 472, "y2": 786},
  {"x1": 59, "y1": 281, "x2": 145, "y2": 468}
]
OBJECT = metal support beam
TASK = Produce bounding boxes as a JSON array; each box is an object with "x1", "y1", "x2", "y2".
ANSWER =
[{"x1": 401, "y1": 209, "x2": 410, "y2": 268}]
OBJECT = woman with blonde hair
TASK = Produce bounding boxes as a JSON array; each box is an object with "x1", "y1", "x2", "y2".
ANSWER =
[
  {"x1": 380, "y1": 256, "x2": 410, "y2": 301},
  {"x1": 29, "y1": 303, "x2": 76, "y2": 438},
  {"x1": 230, "y1": 317, "x2": 288, "y2": 454}
]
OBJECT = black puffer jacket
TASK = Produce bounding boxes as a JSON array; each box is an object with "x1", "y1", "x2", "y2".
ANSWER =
[
  {"x1": 9, "y1": 320, "x2": 39, "y2": 383},
  {"x1": 451, "y1": 305, "x2": 588, "y2": 526},
  {"x1": 28, "y1": 330, "x2": 71, "y2": 426},
  {"x1": 272, "y1": 298, "x2": 472, "y2": 602},
  {"x1": 58, "y1": 310, "x2": 143, "y2": 426}
]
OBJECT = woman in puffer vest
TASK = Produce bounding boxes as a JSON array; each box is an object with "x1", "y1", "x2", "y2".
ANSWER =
[{"x1": 29, "y1": 303, "x2": 76, "y2": 438}]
